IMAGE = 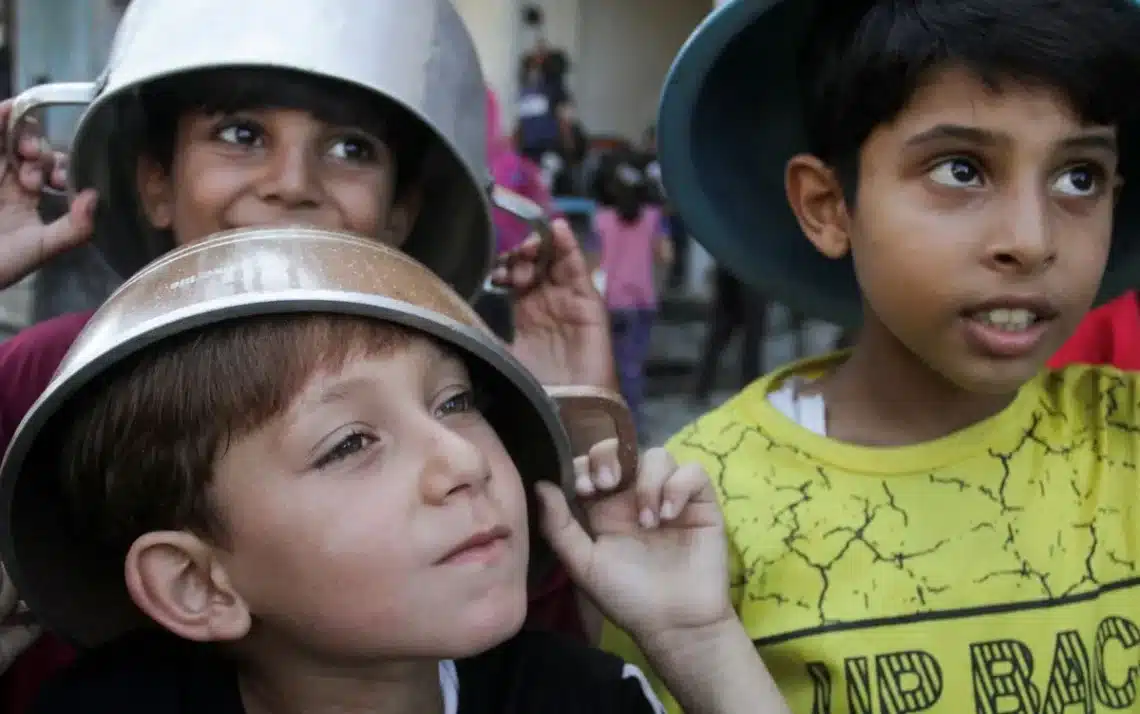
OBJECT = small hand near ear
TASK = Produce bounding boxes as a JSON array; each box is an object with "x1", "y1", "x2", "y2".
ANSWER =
[
  {"x1": 536, "y1": 440, "x2": 732, "y2": 644},
  {"x1": 0, "y1": 99, "x2": 96, "y2": 290},
  {"x1": 0, "y1": 563, "x2": 40, "y2": 675},
  {"x1": 492, "y1": 219, "x2": 617, "y2": 390}
]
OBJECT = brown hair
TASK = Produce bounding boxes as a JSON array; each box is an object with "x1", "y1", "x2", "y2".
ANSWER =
[{"x1": 56, "y1": 313, "x2": 415, "y2": 565}]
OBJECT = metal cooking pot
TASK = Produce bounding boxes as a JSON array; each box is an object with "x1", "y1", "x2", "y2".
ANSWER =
[
  {"x1": 9, "y1": 0, "x2": 547, "y2": 318},
  {"x1": 0, "y1": 226, "x2": 635, "y2": 648}
]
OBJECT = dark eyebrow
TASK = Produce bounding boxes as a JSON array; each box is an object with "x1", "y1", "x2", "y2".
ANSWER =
[
  {"x1": 904, "y1": 124, "x2": 1118, "y2": 155},
  {"x1": 904, "y1": 124, "x2": 1003, "y2": 148},
  {"x1": 1058, "y1": 133, "x2": 1117, "y2": 154}
]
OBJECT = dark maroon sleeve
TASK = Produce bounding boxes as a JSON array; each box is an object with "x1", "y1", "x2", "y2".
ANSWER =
[
  {"x1": 0, "y1": 311, "x2": 94, "y2": 453},
  {"x1": 0, "y1": 311, "x2": 93, "y2": 714}
]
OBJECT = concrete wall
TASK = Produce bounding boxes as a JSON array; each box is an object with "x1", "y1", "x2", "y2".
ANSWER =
[
  {"x1": 0, "y1": 0, "x2": 122, "y2": 336},
  {"x1": 457, "y1": 0, "x2": 710, "y2": 140},
  {"x1": 453, "y1": 0, "x2": 521, "y2": 126},
  {"x1": 575, "y1": 0, "x2": 708, "y2": 138},
  {"x1": 12, "y1": 0, "x2": 120, "y2": 144}
]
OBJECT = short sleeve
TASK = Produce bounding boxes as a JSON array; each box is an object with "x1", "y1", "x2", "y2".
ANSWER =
[
  {"x1": 1048, "y1": 305, "x2": 1112, "y2": 368},
  {"x1": 617, "y1": 663, "x2": 668, "y2": 714},
  {"x1": 0, "y1": 312, "x2": 92, "y2": 455},
  {"x1": 598, "y1": 624, "x2": 682, "y2": 714},
  {"x1": 457, "y1": 630, "x2": 673, "y2": 714}
]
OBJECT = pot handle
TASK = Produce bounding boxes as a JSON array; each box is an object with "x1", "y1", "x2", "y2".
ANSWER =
[
  {"x1": 484, "y1": 184, "x2": 556, "y2": 294},
  {"x1": 545, "y1": 385, "x2": 639, "y2": 490},
  {"x1": 5, "y1": 82, "x2": 98, "y2": 195}
]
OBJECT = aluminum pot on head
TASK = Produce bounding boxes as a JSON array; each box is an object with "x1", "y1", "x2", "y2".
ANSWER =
[
  {"x1": 0, "y1": 226, "x2": 635, "y2": 648},
  {"x1": 8, "y1": 0, "x2": 552, "y2": 318}
]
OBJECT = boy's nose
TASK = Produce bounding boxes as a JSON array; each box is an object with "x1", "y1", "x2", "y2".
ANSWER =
[
  {"x1": 986, "y1": 200, "x2": 1056, "y2": 275},
  {"x1": 420, "y1": 422, "x2": 493, "y2": 503},
  {"x1": 258, "y1": 146, "x2": 323, "y2": 208}
]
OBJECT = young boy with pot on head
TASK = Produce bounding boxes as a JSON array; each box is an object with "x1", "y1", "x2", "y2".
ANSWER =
[
  {"x1": 0, "y1": 228, "x2": 789, "y2": 714},
  {"x1": 0, "y1": 2, "x2": 614, "y2": 705},
  {"x1": 602, "y1": 0, "x2": 1140, "y2": 711}
]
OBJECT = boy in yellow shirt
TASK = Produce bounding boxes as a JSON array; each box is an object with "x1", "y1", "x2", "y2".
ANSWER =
[{"x1": 603, "y1": 0, "x2": 1140, "y2": 711}]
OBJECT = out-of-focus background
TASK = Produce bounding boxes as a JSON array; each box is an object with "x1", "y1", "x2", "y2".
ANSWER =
[{"x1": 0, "y1": 0, "x2": 845, "y2": 444}]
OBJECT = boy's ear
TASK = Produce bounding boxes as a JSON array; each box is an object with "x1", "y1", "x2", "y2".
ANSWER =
[
  {"x1": 382, "y1": 185, "x2": 422, "y2": 246},
  {"x1": 785, "y1": 153, "x2": 852, "y2": 259},
  {"x1": 136, "y1": 155, "x2": 175, "y2": 230},
  {"x1": 124, "y1": 531, "x2": 251, "y2": 643}
]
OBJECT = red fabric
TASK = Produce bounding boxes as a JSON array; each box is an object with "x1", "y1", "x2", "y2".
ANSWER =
[
  {"x1": 0, "y1": 312, "x2": 93, "y2": 714},
  {"x1": 0, "y1": 635, "x2": 76, "y2": 714},
  {"x1": 1048, "y1": 292, "x2": 1140, "y2": 370},
  {"x1": 526, "y1": 567, "x2": 584, "y2": 639}
]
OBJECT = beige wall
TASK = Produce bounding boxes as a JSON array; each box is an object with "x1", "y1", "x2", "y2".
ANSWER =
[
  {"x1": 575, "y1": 0, "x2": 707, "y2": 138},
  {"x1": 455, "y1": 0, "x2": 707, "y2": 141},
  {"x1": 452, "y1": 0, "x2": 520, "y2": 127}
]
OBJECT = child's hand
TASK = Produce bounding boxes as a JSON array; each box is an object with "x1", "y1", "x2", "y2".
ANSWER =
[
  {"x1": 492, "y1": 219, "x2": 618, "y2": 391},
  {"x1": 535, "y1": 440, "x2": 732, "y2": 645},
  {"x1": 0, "y1": 100, "x2": 96, "y2": 289}
]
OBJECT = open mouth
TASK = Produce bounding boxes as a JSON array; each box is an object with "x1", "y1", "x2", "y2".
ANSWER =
[
  {"x1": 960, "y1": 302, "x2": 1057, "y2": 359},
  {"x1": 970, "y1": 307, "x2": 1041, "y2": 332}
]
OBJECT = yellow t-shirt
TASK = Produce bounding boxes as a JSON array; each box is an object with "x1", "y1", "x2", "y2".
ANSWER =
[{"x1": 602, "y1": 353, "x2": 1140, "y2": 713}]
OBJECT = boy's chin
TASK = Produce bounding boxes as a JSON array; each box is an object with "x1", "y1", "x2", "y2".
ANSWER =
[
  {"x1": 932, "y1": 351, "x2": 1050, "y2": 396},
  {"x1": 430, "y1": 589, "x2": 529, "y2": 658}
]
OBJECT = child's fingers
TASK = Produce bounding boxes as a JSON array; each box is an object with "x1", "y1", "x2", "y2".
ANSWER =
[
  {"x1": 659, "y1": 462, "x2": 714, "y2": 522},
  {"x1": 38, "y1": 189, "x2": 96, "y2": 257},
  {"x1": 551, "y1": 218, "x2": 574, "y2": 247},
  {"x1": 49, "y1": 153, "x2": 68, "y2": 189},
  {"x1": 585, "y1": 438, "x2": 621, "y2": 492},
  {"x1": 573, "y1": 454, "x2": 596, "y2": 498},
  {"x1": 17, "y1": 161, "x2": 43, "y2": 193},
  {"x1": 516, "y1": 232, "x2": 544, "y2": 258},
  {"x1": 489, "y1": 264, "x2": 510, "y2": 285},
  {"x1": 16, "y1": 133, "x2": 43, "y2": 163},
  {"x1": 508, "y1": 254, "x2": 537, "y2": 287},
  {"x1": 635, "y1": 448, "x2": 677, "y2": 529},
  {"x1": 535, "y1": 481, "x2": 595, "y2": 580}
]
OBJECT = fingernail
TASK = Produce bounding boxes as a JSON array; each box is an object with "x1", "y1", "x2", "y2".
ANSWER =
[
  {"x1": 639, "y1": 508, "x2": 657, "y2": 529},
  {"x1": 576, "y1": 473, "x2": 595, "y2": 496},
  {"x1": 660, "y1": 500, "x2": 675, "y2": 520},
  {"x1": 597, "y1": 466, "x2": 616, "y2": 489}
]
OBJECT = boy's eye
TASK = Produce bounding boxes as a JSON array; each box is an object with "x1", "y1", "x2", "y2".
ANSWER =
[
  {"x1": 436, "y1": 389, "x2": 478, "y2": 417},
  {"x1": 1052, "y1": 165, "x2": 1102, "y2": 198},
  {"x1": 928, "y1": 157, "x2": 983, "y2": 188},
  {"x1": 327, "y1": 136, "x2": 378, "y2": 163},
  {"x1": 214, "y1": 121, "x2": 264, "y2": 148},
  {"x1": 314, "y1": 431, "x2": 376, "y2": 469}
]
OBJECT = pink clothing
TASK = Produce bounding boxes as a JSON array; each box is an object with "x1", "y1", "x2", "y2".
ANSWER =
[
  {"x1": 595, "y1": 206, "x2": 665, "y2": 310},
  {"x1": 486, "y1": 87, "x2": 555, "y2": 253}
]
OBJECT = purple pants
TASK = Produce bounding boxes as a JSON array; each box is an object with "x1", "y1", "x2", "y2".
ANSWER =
[{"x1": 610, "y1": 308, "x2": 655, "y2": 435}]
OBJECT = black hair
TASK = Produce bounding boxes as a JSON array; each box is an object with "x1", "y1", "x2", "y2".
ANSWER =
[
  {"x1": 592, "y1": 149, "x2": 650, "y2": 224},
  {"x1": 588, "y1": 150, "x2": 652, "y2": 224},
  {"x1": 137, "y1": 67, "x2": 433, "y2": 197},
  {"x1": 798, "y1": 0, "x2": 1140, "y2": 196}
]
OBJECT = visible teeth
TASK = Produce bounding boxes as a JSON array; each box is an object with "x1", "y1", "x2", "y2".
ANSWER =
[{"x1": 976, "y1": 308, "x2": 1036, "y2": 331}]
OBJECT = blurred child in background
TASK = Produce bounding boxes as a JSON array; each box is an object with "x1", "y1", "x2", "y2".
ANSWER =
[
  {"x1": 594, "y1": 153, "x2": 672, "y2": 437},
  {"x1": 480, "y1": 87, "x2": 557, "y2": 341}
]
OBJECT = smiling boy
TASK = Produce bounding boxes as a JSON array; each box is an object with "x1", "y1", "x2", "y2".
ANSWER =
[{"x1": 601, "y1": 0, "x2": 1140, "y2": 711}]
